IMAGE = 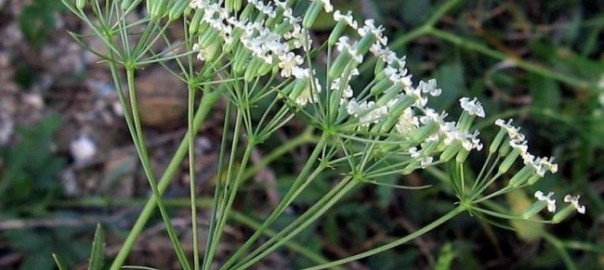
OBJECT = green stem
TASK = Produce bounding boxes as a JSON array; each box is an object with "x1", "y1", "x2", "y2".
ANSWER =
[
  {"x1": 303, "y1": 205, "x2": 466, "y2": 270},
  {"x1": 109, "y1": 90, "x2": 221, "y2": 270},
  {"x1": 229, "y1": 212, "x2": 332, "y2": 267},
  {"x1": 54, "y1": 197, "x2": 332, "y2": 266},
  {"x1": 233, "y1": 178, "x2": 356, "y2": 269},
  {"x1": 188, "y1": 86, "x2": 200, "y2": 270},
  {"x1": 425, "y1": 0, "x2": 465, "y2": 27},
  {"x1": 204, "y1": 112, "x2": 255, "y2": 270},
  {"x1": 124, "y1": 68, "x2": 191, "y2": 270},
  {"x1": 542, "y1": 232, "x2": 578, "y2": 270},
  {"x1": 241, "y1": 127, "x2": 316, "y2": 182},
  {"x1": 220, "y1": 134, "x2": 328, "y2": 269},
  {"x1": 389, "y1": 0, "x2": 465, "y2": 50},
  {"x1": 428, "y1": 28, "x2": 598, "y2": 91}
]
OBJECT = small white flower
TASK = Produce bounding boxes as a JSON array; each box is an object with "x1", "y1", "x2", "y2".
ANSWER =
[
  {"x1": 296, "y1": 78, "x2": 322, "y2": 106},
  {"x1": 189, "y1": 0, "x2": 206, "y2": 9},
  {"x1": 335, "y1": 36, "x2": 363, "y2": 63},
  {"x1": 360, "y1": 105, "x2": 388, "y2": 125},
  {"x1": 537, "y1": 156, "x2": 558, "y2": 173},
  {"x1": 315, "y1": 0, "x2": 333, "y2": 13},
  {"x1": 253, "y1": 0, "x2": 277, "y2": 18},
  {"x1": 535, "y1": 191, "x2": 556, "y2": 213},
  {"x1": 70, "y1": 134, "x2": 96, "y2": 164},
  {"x1": 278, "y1": 52, "x2": 304, "y2": 78},
  {"x1": 509, "y1": 139, "x2": 528, "y2": 154},
  {"x1": 564, "y1": 195, "x2": 586, "y2": 214},
  {"x1": 395, "y1": 108, "x2": 419, "y2": 135},
  {"x1": 417, "y1": 79, "x2": 441, "y2": 96},
  {"x1": 333, "y1": 10, "x2": 358, "y2": 29},
  {"x1": 495, "y1": 119, "x2": 525, "y2": 142},
  {"x1": 460, "y1": 97, "x2": 485, "y2": 118},
  {"x1": 192, "y1": 43, "x2": 204, "y2": 61},
  {"x1": 459, "y1": 130, "x2": 483, "y2": 151},
  {"x1": 406, "y1": 87, "x2": 427, "y2": 108},
  {"x1": 409, "y1": 147, "x2": 433, "y2": 168},
  {"x1": 330, "y1": 78, "x2": 354, "y2": 104},
  {"x1": 383, "y1": 66, "x2": 412, "y2": 87},
  {"x1": 358, "y1": 20, "x2": 386, "y2": 45}
]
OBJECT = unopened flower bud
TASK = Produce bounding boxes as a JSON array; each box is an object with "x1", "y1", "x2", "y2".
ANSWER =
[
  {"x1": 355, "y1": 33, "x2": 377, "y2": 56},
  {"x1": 329, "y1": 51, "x2": 353, "y2": 79},
  {"x1": 76, "y1": 0, "x2": 86, "y2": 10},
  {"x1": 188, "y1": 10, "x2": 204, "y2": 34},
  {"x1": 168, "y1": 0, "x2": 190, "y2": 21},
  {"x1": 498, "y1": 147, "x2": 521, "y2": 175},
  {"x1": 440, "y1": 141, "x2": 462, "y2": 162},
  {"x1": 329, "y1": 20, "x2": 348, "y2": 46},
  {"x1": 121, "y1": 0, "x2": 141, "y2": 11},
  {"x1": 303, "y1": 1, "x2": 323, "y2": 28},
  {"x1": 508, "y1": 166, "x2": 532, "y2": 187},
  {"x1": 489, "y1": 129, "x2": 506, "y2": 155}
]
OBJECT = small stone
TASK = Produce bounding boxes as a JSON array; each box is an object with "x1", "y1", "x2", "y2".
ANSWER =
[
  {"x1": 0, "y1": 114, "x2": 13, "y2": 145},
  {"x1": 70, "y1": 134, "x2": 97, "y2": 163},
  {"x1": 134, "y1": 67, "x2": 187, "y2": 128}
]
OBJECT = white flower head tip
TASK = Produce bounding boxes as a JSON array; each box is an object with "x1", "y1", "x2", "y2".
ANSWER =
[
  {"x1": 333, "y1": 10, "x2": 358, "y2": 29},
  {"x1": 418, "y1": 79, "x2": 441, "y2": 96},
  {"x1": 460, "y1": 97, "x2": 485, "y2": 118},
  {"x1": 564, "y1": 195, "x2": 586, "y2": 214},
  {"x1": 495, "y1": 119, "x2": 525, "y2": 142},
  {"x1": 315, "y1": 0, "x2": 333, "y2": 13},
  {"x1": 535, "y1": 191, "x2": 556, "y2": 212}
]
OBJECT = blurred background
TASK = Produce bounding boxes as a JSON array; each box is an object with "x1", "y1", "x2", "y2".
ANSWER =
[{"x1": 0, "y1": 0, "x2": 603, "y2": 269}]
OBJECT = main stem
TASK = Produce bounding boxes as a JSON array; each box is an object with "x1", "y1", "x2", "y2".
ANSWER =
[{"x1": 109, "y1": 90, "x2": 221, "y2": 270}]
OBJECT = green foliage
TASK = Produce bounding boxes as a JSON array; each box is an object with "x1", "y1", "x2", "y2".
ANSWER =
[
  {"x1": 18, "y1": 0, "x2": 65, "y2": 49},
  {"x1": 0, "y1": 116, "x2": 90, "y2": 269},
  {"x1": 88, "y1": 224, "x2": 106, "y2": 270},
  {"x1": 0, "y1": 115, "x2": 64, "y2": 213},
  {"x1": 435, "y1": 243, "x2": 455, "y2": 270}
]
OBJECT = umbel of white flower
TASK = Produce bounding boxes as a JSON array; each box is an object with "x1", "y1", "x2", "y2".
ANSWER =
[{"x1": 184, "y1": 0, "x2": 577, "y2": 194}]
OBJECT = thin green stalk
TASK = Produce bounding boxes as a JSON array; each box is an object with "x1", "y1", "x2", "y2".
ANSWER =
[
  {"x1": 203, "y1": 112, "x2": 256, "y2": 270},
  {"x1": 233, "y1": 178, "x2": 357, "y2": 269},
  {"x1": 202, "y1": 101, "x2": 232, "y2": 270},
  {"x1": 229, "y1": 212, "x2": 334, "y2": 267},
  {"x1": 188, "y1": 86, "x2": 200, "y2": 270},
  {"x1": 110, "y1": 90, "x2": 221, "y2": 270},
  {"x1": 390, "y1": 0, "x2": 463, "y2": 50},
  {"x1": 124, "y1": 68, "x2": 191, "y2": 270},
  {"x1": 54, "y1": 197, "x2": 333, "y2": 267},
  {"x1": 543, "y1": 232, "x2": 579, "y2": 270},
  {"x1": 428, "y1": 28, "x2": 598, "y2": 91},
  {"x1": 303, "y1": 205, "x2": 466, "y2": 270},
  {"x1": 220, "y1": 134, "x2": 329, "y2": 269},
  {"x1": 241, "y1": 126, "x2": 316, "y2": 182}
]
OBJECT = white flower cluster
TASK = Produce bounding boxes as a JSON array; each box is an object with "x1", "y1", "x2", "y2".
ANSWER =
[
  {"x1": 287, "y1": 1, "x2": 487, "y2": 166},
  {"x1": 532, "y1": 191, "x2": 586, "y2": 218},
  {"x1": 189, "y1": 0, "x2": 309, "y2": 78},
  {"x1": 495, "y1": 119, "x2": 558, "y2": 177},
  {"x1": 187, "y1": 1, "x2": 568, "y2": 197}
]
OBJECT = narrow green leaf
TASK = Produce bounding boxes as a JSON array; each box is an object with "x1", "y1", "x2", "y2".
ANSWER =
[
  {"x1": 52, "y1": 254, "x2": 68, "y2": 270},
  {"x1": 435, "y1": 243, "x2": 455, "y2": 270},
  {"x1": 89, "y1": 224, "x2": 106, "y2": 270}
]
